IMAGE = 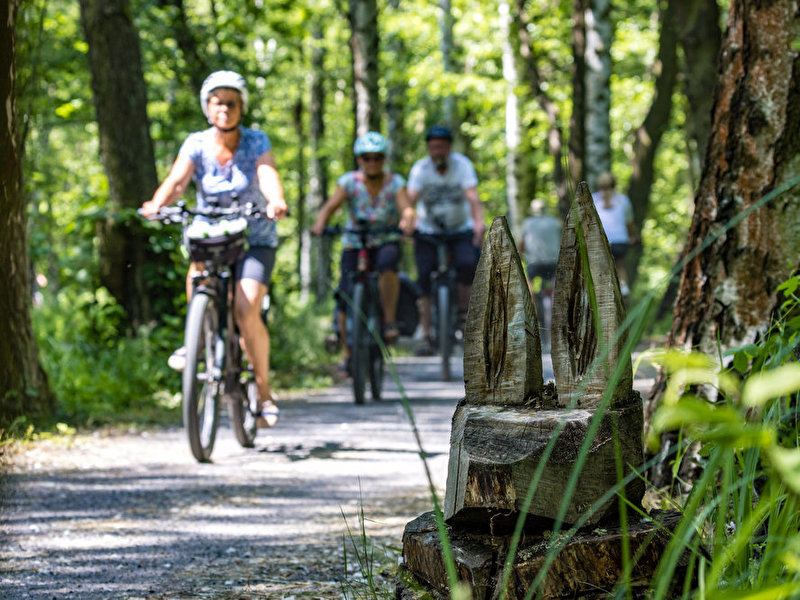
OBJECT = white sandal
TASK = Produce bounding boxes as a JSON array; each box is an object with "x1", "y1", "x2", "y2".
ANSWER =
[{"x1": 256, "y1": 394, "x2": 279, "y2": 428}]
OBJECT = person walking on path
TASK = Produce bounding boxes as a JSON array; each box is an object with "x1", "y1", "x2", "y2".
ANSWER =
[
  {"x1": 406, "y1": 125, "x2": 485, "y2": 356},
  {"x1": 141, "y1": 70, "x2": 287, "y2": 427},
  {"x1": 591, "y1": 171, "x2": 639, "y2": 298}
]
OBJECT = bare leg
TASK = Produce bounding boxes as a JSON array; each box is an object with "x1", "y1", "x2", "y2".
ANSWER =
[
  {"x1": 234, "y1": 278, "x2": 271, "y2": 402},
  {"x1": 338, "y1": 309, "x2": 349, "y2": 361},
  {"x1": 418, "y1": 295, "x2": 432, "y2": 339},
  {"x1": 378, "y1": 270, "x2": 399, "y2": 325}
]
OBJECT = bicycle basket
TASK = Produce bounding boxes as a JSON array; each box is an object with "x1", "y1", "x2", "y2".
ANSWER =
[{"x1": 185, "y1": 217, "x2": 249, "y2": 263}]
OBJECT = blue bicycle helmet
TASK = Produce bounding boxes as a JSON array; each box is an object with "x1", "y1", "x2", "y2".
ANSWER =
[
  {"x1": 425, "y1": 125, "x2": 453, "y2": 142},
  {"x1": 353, "y1": 131, "x2": 387, "y2": 156}
]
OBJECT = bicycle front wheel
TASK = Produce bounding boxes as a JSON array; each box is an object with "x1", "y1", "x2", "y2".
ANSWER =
[
  {"x1": 350, "y1": 282, "x2": 368, "y2": 405},
  {"x1": 436, "y1": 283, "x2": 452, "y2": 382},
  {"x1": 183, "y1": 293, "x2": 221, "y2": 462}
]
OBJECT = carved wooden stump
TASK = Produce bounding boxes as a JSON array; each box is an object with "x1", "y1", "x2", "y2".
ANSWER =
[{"x1": 399, "y1": 183, "x2": 666, "y2": 600}]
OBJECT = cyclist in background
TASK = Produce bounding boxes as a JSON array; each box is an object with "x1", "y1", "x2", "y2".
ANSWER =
[
  {"x1": 311, "y1": 132, "x2": 415, "y2": 376},
  {"x1": 406, "y1": 125, "x2": 485, "y2": 356},
  {"x1": 141, "y1": 70, "x2": 287, "y2": 427}
]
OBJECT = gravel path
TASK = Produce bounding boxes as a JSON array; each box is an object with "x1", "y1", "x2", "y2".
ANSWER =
[
  {"x1": 0, "y1": 352, "x2": 488, "y2": 600},
  {"x1": 1, "y1": 346, "x2": 659, "y2": 600}
]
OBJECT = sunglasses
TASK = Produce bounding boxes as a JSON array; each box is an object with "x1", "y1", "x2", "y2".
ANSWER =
[{"x1": 359, "y1": 154, "x2": 385, "y2": 162}]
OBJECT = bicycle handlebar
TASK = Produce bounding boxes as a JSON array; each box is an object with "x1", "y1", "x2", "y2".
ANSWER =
[{"x1": 139, "y1": 201, "x2": 265, "y2": 224}]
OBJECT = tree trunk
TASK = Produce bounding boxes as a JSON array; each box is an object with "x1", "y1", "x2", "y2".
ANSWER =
[
  {"x1": 386, "y1": 0, "x2": 407, "y2": 171},
  {"x1": 0, "y1": 0, "x2": 55, "y2": 426},
  {"x1": 440, "y1": 0, "x2": 456, "y2": 128},
  {"x1": 583, "y1": 0, "x2": 612, "y2": 188},
  {"x1": 569, "y1": 0, "x2": 588, "y2": 187},
  {"x1": 646, "y1": 0, "x2": 800, "y2": 477},
  {"x1": 625, "y1": 0, "x2": 679, "y2": 288},
  {"x1": 674, "y1": 0, "x2": 721, "y2": 179},
  {"x1": 500, "y1": 0, "x2": 522, "y2": 236},
  {"x1": 79, "y1": 0, "x2": 159, "y2": 328},
  {"x1": 348, "y1": 0, "x2": 380, "y2": 135},
  {"x1": 294, "y1": 96, "x2": 310, "y2": 301},
  {"x1": 310, "y1": 27, "x2": 332, "y2": 302}
]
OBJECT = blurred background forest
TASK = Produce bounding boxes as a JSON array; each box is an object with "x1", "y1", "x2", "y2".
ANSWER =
[{"x1": 13, "y1": 0, "x2": 722, "y2": 426}]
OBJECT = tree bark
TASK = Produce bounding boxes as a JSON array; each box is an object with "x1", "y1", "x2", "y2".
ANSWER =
[
  {"x1": 79, "y1": 0, "x2": 159, "y2": 328},
  {"x1": 646, "y1": 0, "x2": 800, "y2": 474},
  {"x1": 0, "y1": 0, "x2": 55, "y2": 426},
  {"x1": 583, "y1": 0, "x2": 612, "y2": 188},
  {"x1": 348, "y1": 0, "x2": 380, "y2": 136}
]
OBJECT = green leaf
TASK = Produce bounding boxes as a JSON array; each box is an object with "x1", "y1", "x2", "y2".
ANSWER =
[
  {"x1": 767, "y1": 446, "x2": 800, "y2": 497},
  {"x1": 708, "y1": 581, "x2": 800, "y2": 600},
  {"x1": 742, "y1": 363, "x2": 800, "y2": 408}
]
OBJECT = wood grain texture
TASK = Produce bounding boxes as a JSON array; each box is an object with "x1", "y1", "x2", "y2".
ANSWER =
[
  {"x1": 444, "y1": 401, "x2": 644, "y2": 527},
  {"x1": 551, "y1": 181, "x2": 633, "y2": 409},
  {"x1": 463, "y1": 216, "x2": 543, "y2": 406}
]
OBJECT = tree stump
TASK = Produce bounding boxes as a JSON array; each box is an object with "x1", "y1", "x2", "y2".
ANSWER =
[{"x1": 399, "y1": 183, "x2": 670, "y2": 600}]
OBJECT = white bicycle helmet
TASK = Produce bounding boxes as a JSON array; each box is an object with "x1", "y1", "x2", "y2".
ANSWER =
[
  {"x1": 200, "y1": 70, "x2": 248, "y2": 118},
  {"x1": 353, "y1": 131, "x2": 387, "y2": 156}
]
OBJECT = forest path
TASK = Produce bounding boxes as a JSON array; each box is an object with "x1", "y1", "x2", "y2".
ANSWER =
[{"x1": 1, "y1": 346, "x2": 654, "y2": 599}]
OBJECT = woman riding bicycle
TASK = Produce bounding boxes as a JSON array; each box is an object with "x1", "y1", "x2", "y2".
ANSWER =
[
  {"x1": 310, "y1": 131, "x2": 415, "y2": 376},
  {"x1": 140, "y1": 70, "x2": 287, "y2": 427}
]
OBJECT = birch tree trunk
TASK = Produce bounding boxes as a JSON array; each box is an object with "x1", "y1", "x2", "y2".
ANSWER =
[
  {"x1": 348, "y1": 0, "x2": 380, "y2": 135},
  {"x1": 79, "y1": 0, "x2": 159, "y2": 327},
  {"x1": 647, "y1": 0, "x2": 800, "y2": 481},
  {"x1": 583, "y1": 0, "x2": 612, "y2": 189},
  {"x1": 440, "y1": 0, "x2": 456, "y2": 128},
  {"x1": 500, "y1": 0, "x2": 521, "y2": 235},
  {"x1": 667, "y1": 0, "x2": 800, "y2": 358},
  {"x1": 0, "y1": 0, "x2": 55, "y2": 425}
]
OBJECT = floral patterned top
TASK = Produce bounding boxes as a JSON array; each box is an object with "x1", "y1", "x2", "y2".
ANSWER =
[
  {"x1": 338, "y1": 170, "x2": 406, "y2": 249},
  {"x1": 179, "y1": 126, "x2": 277, "y2": 247}
]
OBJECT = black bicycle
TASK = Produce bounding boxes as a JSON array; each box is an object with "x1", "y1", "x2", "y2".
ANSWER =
[
  {"x1": 143, "y1": 201, "x2": 267, "y2": 462},
  {"x1": 414, "y1": 230, "x2": 473, "y2": 382},
  {"x1": 321, "y1": 223, "x2": 400, "y2": 404}
]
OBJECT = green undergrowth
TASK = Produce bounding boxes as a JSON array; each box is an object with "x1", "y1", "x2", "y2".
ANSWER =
[{"x1": 23, "y1": 285, "x2": 335, "y2": 435}]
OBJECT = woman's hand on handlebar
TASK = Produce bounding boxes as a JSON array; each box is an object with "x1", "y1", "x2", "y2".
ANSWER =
[
  {"x1": 140, "y1": 199, "x2": 164, "y2": 218},
  {"x1": 399, "y1": 206, "x2": 416, "y2": 236}
]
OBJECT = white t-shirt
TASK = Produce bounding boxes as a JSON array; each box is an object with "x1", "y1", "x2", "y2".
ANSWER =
[
  {"x1": 592, "y1": 191, "x2": 633, "y2": 244},
  {"x1": 407, "y1": 152, "x2": 478, "y2": 233}
]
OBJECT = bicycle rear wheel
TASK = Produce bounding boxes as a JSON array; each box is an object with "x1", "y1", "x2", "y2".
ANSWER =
[
  {"x1": 350, "y1": 282, "x2": 368, "y2": 405},
  {"x1": 436, "y1": 283, "x2": 452, "y2": 382},
  {"x1": 183, "y1": 293, "x2": 221, "y2": 462},
  {"x1": 229, "y1": 334, "x2": 257, "y2": 448}
]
